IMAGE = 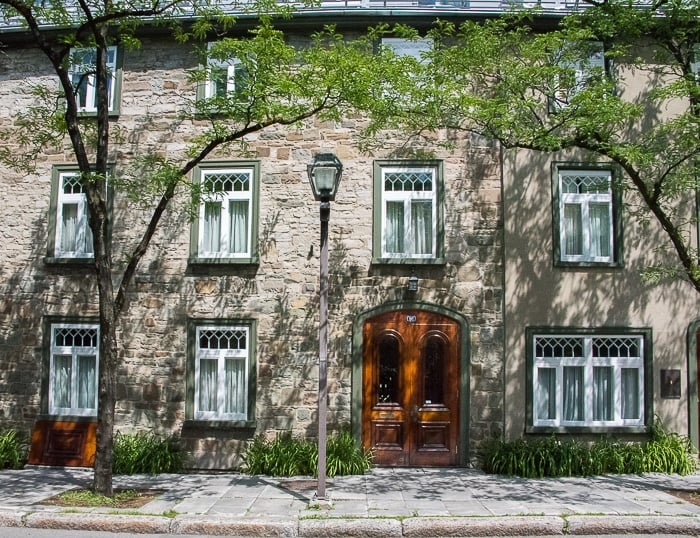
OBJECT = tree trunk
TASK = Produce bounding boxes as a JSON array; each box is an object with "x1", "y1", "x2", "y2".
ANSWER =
[{"x1": 92, "y1": 259, "x2": 118, "y2": 496}]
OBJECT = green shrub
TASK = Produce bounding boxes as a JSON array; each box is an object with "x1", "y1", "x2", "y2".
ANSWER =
[
  {"x1": 326, "y1": 430, "x2": 373, "y2": 477},
  {"x1": 0, "y1": 429, "x2": 26, "y2": 469},
  {"x1": 112, "y1": 432, "x2": 184, "y2": 475},
  {"x1": 482, "y1": 419, "x2": 696, "y2": 478},
  {"x1": 243, "y1": 430, "x2": 372, "y2": 477}
]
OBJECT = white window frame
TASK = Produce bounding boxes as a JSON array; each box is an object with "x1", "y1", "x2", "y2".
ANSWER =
[
  {"x1": 558, "y1": 169, "x2": 614, "y2": 263},
  {"x1": 380, "y1": 165, "x2": 438, "y2": 259},
  {"x1": 194, "y1": 325, "x2": 250, "y2": 421},
  {"x1": 552, "y1": 41, "x2": 605, "y2": 109},
  {"x1": 204, "y1": 42, "x2": 248, "y2": 100},
  {"x1": 49, "y1": 323, "x2": 99, "y2": 416},
  {"x1": 197, "y1": 167, "x2": 254, "y2": 259},
  {"x1": 55, "y1": 171, "x2": 94, "y2": 259},
  {"x1": 532, "y1": 333, "x2": 644, "y2": 428},
  {"x1": 691, "y1": 44, "x2": 699, "y2": 82},
  {"x1": 69, "y1": 46, "x2": 118, "y2": 113}
]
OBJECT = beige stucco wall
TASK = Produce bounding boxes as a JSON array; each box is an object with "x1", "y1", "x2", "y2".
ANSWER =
[{"x1": 503, "y1": 144, "x2": 700, "y2": 441}]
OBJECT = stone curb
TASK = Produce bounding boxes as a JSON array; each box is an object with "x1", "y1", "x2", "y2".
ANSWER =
[
  {"x1": 5, "y1": 510, "x2": 700, "y2": 536},
  {"x1": 172, "y1": 516, "x2": 298, "y2": 536},
  {"x1": 299, "y1": 517, "x2": 403, "y2": 537},
  {"x1": 24, "y1": 512, "x2": 172, "y2": 534},
  {"x1": 566, "y1": 514, "x2": 700, "y2": 535},
  {"x1": 401, "y1": 516, "x2": 565, "y2": 536},
  {"x1": 0, "y1": 510, "x2": 25, "y2": 528}
]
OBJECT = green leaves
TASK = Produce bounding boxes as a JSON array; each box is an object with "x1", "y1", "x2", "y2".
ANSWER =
[
  {"x1": 0, "y1": 429, "x2": 26, "y2": 470},
  {"x1": 482, "y1": 419, "x2": 697, "y2": 478},
  {"x1": 242, "y1": 430, "x2": 372, "y2": 477},
  {"x1": 112, "y1": 432, "x2": 185, "y2": 475}
]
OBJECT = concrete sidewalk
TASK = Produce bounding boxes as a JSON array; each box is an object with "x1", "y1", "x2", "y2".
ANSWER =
[{"x1": 2, "y1": 467, "x2": 700, "y2": 536}]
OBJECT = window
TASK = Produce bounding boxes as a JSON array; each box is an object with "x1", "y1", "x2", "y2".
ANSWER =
[
  {"x1": 551, "y1": 41, "x2": 605, "y2": 110},
  {"x1": 529, "y1": 330, "x2": 649, "y2": 429},
  {"x1": 49, "y1": 323, "x2": 99, "y2": 416},
  {"x1": 373, "y1": 161, "x2": 443, "y2": 263},
  {"x1": 68, "y1": 46, "x2": 120, "y2": 113},
  {"x1": 190, "y1": 162, "x2": 259, "y2": 264},
  {"x1": 50, "y1": 170, "x2": 94, "y2": 259},
  {"x1": 202, "y1": 42, "x2": 251, "y2": 101},
  {"x1": 553, "y1": 165, "x2": 621, "y2": 266},
  {"x1": 691, "y1": 45, "x2": 699, "y2": 82},
  {"x1": 380, "y1": 37, "x2": 431, "y2": 60},
  {"x1": 192, "y1": 323, "x2": 254, "y2": 421}
]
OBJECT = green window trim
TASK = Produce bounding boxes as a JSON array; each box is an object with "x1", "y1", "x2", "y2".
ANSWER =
[
  {"x1": 188, "y1": 160, "x2": 260, "y2": 266},
  {"x1": 551, "y1": 162, "x2": 624, "y2": 268},
  {"x1": 372, "y1": 159, "x2": 445, "y2": 265},
  {"x1": 185, "y1": 317, "x2": 257, "y2": 427},
  {"x1": 45, "y1": 164, "x2": 113, "y2": 265},
  {"x1": 525, "y1": 326, "x2": 653, "y2": 434}
]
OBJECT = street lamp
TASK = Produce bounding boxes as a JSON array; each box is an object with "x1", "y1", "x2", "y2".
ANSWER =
[{"x1": 307, "y1": 152, "x2": 342, "y2": 503}]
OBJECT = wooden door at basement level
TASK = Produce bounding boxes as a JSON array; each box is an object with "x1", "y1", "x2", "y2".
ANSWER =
[{"x1": 362, "y1": 310, "x2": 460, "y2": 466}]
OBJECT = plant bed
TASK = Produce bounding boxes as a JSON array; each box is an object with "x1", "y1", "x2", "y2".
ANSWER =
[
  {"x1": 38, "y1": 488, "x2": 163, "y2": 508},
  {"x1": 667, "y1": 489, "x2": 700, "y2": 507}
]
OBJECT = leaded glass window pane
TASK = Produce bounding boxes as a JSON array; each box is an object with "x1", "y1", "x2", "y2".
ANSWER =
[
  {"x1": 380, "y1": 165, "x2": 437, "y2": 259},
  {"x1": 563, "y1": 366, "x2": 584, "y2": 421},
  {"x1": 533, "y1": 334, "x2": 644, "y2": 428},
  {"x1": 593, "y1": 366, "x2": 613, "y2": 421},
  {"x1": 377, "y1": 335, "x2": 399, "y2": 404},
  {"x1": 195, "y1": 326, "x2": 250, "y2": 420},
  {"x1": 198, "y1": 169, "x2": 253, "y2": 258},
  {"x1": 422, "y1": 336, "x2": 444, "y2": 405},
  {"x1": 621, "y1": 368, "x2": 640, "y2": 420},
  {"x1": 536, "y1": 367, "x2": 556, "y2": 420},
  {"x1": 559, "y1": 169, "x2": 614, "y2": 263},
  {"x1": 50, "y1": 325, "x2": 99, "y2": 416}
]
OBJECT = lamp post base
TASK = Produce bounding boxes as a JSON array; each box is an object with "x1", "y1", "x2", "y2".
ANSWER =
[{"x1": 311, "y1": 492, "x2": 334, "y2": 509}]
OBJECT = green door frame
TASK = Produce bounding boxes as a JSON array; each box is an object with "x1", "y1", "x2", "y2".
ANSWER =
[
  {"x1": 687, "y1": 319, "x2": 700, "y2": 451},
  {"x1": 351, "y1": 300, "x2": 471, "y2": 466}
]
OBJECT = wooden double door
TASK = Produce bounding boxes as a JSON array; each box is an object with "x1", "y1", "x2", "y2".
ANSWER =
[{"x1": 362, "y1": 310, "x2": 461, "y2": 466}]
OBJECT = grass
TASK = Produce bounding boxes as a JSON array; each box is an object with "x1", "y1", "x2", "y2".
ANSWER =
[{"x1": 52, "y1": 489, "x2": 157, "y2": 508}]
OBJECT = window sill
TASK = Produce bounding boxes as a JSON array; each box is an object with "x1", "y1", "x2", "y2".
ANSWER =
[
  {"x1": 183, "y1": 419, "x2": 256, "y2": 431},
  {"x1": 37, "y1": 414, "x2": 97, "y2": 422},
  {"x1": 77, "y1": 110, "x2": 120, "y2": 118},
  {"x1": 371, "y1": 257, "x2": 446, "y2": 266},
  {"x1": 554, "y1": 260, "x2": 623, "y2": 269},
  {"x1": 44, "y1": 256, "x2": 95, "y2": 266},
  {"x1": 526, "y1": 425, "x2": 648, "y2": 435},
  {"x1": 187, "y1": 259, "x2": 259, "y2": 277},
  {"x1": 188, "y1": 257, "x2": 259, "y2": 266}
]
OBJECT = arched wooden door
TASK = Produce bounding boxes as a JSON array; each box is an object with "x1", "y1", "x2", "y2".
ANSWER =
[{"x1": 362, "y1": 310, "x2": 460, "y2": 466}]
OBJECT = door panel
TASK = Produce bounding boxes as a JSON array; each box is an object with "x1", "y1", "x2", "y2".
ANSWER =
[{"x1": 362, "y1": 310, "x2": 460, "y2": 466}]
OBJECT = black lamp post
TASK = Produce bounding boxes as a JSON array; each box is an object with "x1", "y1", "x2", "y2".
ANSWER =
[{"x1": 307, "y1": 152, "x2": 342, "y2": 502}]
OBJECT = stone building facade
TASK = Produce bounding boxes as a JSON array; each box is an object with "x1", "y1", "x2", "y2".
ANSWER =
[
  {"x1": 0, "y1": 2, "x2": 697, "y2": 470},
  {"x1": 0, "y1": 14, "x2": 504, "y2": 468}
]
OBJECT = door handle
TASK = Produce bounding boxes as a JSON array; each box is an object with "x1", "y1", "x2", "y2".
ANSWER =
[{"x1": 411, "y1": 405, "x2": 418, "y2": 423}]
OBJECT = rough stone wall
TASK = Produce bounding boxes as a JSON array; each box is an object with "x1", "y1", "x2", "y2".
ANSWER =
[{"x1": 0, "y1": 36, "x2": 504, "y2": 468}]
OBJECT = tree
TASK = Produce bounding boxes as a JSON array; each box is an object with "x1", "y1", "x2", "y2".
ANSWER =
[
  {"x1": 365, "y1": 0, "x2": 700, "y2": 291},
  {"x1": 0, "y1": 0, "x2": 381, "y2": 495}
]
